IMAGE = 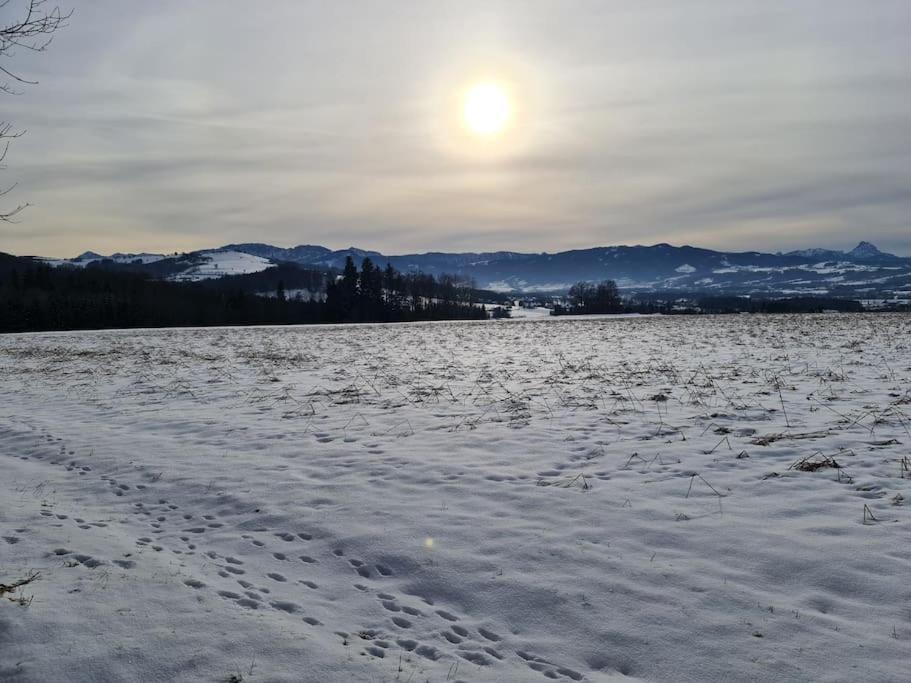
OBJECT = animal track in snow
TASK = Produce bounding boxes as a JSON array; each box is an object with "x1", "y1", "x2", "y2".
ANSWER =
[
  {"x1": 516, "y1": 650, "x2": 583, "y2": 680},
  {"x1": 459, "y1": 650, "x2": 493, "y2": 666},
  {"x1": 478, "y1": 627, "x2": 502, "y2": 641},
  {"x1": 72, "y1": 554, "x2": 103, "y2": 568}
]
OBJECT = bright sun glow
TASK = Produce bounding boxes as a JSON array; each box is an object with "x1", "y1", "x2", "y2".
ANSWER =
[{"x1": 462, "y1": 82, "x2": 512, "y2": 137}]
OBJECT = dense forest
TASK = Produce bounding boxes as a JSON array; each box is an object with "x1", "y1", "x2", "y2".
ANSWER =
[
  {"x1": 201, "y1": 263, "x2": 329, "y2": 299},
  {"x1": 0, "y1": 253, "x2": 488, "y2": 333},
  {"x1": 324, "y1": 257, "x2": 488, "y2": 323}
]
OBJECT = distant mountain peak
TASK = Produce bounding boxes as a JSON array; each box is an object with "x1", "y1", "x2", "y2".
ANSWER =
[
  {"x1": 35, "y1": 239, "x2": 910, "y2": 298},
  {"x1": 848, "y1": 241, "x2": 887, "y2": 259},
  {"x1": 785, "y1": 241, "x2": 896, "y2": 262}
]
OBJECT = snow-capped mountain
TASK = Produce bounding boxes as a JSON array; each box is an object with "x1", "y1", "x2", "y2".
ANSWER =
[
  {"x1": 847, "y1": 240, "x2": 890, "y2": 260},
  {"x1": 32, "y1": 241, "x2": 911, "y2": 298}
]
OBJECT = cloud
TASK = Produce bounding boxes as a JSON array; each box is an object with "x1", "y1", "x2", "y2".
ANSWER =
[{"x1": 2, "y1": 0, "x2": 910, "y2": 257}]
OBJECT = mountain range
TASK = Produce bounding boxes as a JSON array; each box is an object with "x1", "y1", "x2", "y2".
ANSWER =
[{"x1": 34, "y1": 240, "x2": 911, "y2": 300}]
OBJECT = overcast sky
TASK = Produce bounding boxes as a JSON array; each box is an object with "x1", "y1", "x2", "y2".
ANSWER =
[{"x1": 3, "y1": 0, "x2": 911, "y2": 257}]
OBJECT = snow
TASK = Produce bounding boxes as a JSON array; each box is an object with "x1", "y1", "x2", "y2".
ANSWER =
[
  {"x1": 712, "y1": 262, "x2": 898, "y2": 277},
  {"x1": 507, "y1": 306, "x2": 552, "y2": 319},
  {"x1": 674, "y1": 263, "x2": 696, "y2": 274},
  {"x1": 487, "y1": 280, "x2": 573, "y2": 293},
  {"x1": 110, "y1": 253, "x2": 168, "y2": 265},
  {"x1": 171, "y1": 250, "x2": 273, "y2": 281},
  {"x1": 38, "y1": 253, "x2": 167, "y2": 268},
  {"x1": 481, "y1": 304, "x2": 554, "y2": 320},
  {"x1": 788, "y1": 248, "x2": 844, "y2": 260},
  {"x1": 35, "y1": 250, "x2": 268, "y2": 279},
  {"x1": 848, "y1": 241, "x2": 886, "y2": 259},
  {"x1": 36, "y1": 257, "x2": 80, "y2": 268},
  {"x1": 2, "y1": 314, "x2": 911, "y2": 682}
]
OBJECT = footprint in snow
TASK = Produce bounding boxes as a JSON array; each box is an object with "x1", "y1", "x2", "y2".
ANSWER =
[
  {"x1": 516, "y1": 651, "x2": 583, "y2": 680},
  {"x1": 270, "y1": 601, "x2": 299, "y2": 613},
  {"x1": 478, "y1": 627, "x2": 502, "y2": 642}
]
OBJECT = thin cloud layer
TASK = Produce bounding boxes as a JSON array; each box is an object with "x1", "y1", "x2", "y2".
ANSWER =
[{"x1": 2, "y1": 0, "x2": 910, "y2": 256}]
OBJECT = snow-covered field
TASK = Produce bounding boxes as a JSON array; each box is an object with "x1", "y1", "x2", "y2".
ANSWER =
[
  {"x1": 170, "y1": 251, "x2": 273, "y2": 281},
  {"x1": 2, "y1": 314, "x2": 910, "y2": 682}
]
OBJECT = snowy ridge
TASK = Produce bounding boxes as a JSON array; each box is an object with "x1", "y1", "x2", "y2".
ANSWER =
[
  {"x1": 38, "y1": 252, "x2": 168, "y2": 268},
  {"x1": 169, "y1": 250, "x2": 273, "y2": 281}
]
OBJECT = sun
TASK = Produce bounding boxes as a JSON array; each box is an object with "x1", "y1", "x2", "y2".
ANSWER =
[{"x1": 462, "y1": 82, "x2": 512, "y2": 137}]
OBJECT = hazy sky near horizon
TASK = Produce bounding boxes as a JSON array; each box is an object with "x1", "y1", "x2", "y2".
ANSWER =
[{"x1": 3, "y1": 0, "x2": 911, "y2": 257}]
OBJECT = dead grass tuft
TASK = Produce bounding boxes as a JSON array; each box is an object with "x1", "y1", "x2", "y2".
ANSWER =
[{"x1": 0, "y1": 571, "x2": 40, "y2": 606}]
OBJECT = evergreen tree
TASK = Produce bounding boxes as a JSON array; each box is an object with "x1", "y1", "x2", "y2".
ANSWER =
[{"x1": 342, "y1": 256, "x2": 359, "y2": 294}]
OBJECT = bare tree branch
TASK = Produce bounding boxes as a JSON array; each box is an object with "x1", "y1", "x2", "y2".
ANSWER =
[{"x1": 1, "y1": 0, "x2": 70, "y2": 221}]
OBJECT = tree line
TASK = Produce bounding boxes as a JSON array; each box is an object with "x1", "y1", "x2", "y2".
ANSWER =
[
  {"x1": 687, "y1": 296, "x2": 863, "y2": 314},
  {"x1": 550, "y1": 280, "x2": 864, "y2": 316},
  {"x1": 551, "y1": 280, "x2": 623, "y2": 315},
  {"x1": 324, "y1": 256, "x2": 487, "y2": 323},
  {"x1": 0, "y1": 253, "x2": 488, "y2": 333}
]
